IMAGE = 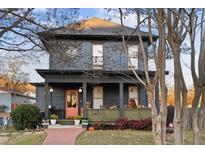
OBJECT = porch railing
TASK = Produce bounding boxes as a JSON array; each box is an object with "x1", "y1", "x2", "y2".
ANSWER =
[{"x1": 87, "y1": 108, "x2": 151, "y2": 123}]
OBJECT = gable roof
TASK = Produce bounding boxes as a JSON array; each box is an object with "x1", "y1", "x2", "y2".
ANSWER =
[
  {"x1": 0, "y1": 89, "x2": 35, "y2": 99},
  {"x1": 39, "y1": 17, "x2": 157, "y2": 40}
]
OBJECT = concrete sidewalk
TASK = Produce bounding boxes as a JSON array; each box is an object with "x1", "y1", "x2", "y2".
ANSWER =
[{"x1": 43, "y1": 128, "x2": 84, "y2": 145}]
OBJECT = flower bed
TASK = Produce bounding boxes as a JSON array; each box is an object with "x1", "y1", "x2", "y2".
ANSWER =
[{"x1": 89, "y1": 117, "x2": 152, "y2": 130}]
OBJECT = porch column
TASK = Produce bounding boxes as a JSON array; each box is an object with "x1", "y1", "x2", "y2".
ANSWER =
[
  {"x1": 83, "y1": 82, "x2": 87, "y2": 118},
  {"x1": 44, "y1": 82, "x2": 49, "y2": 119},
  {"x1": 155, "y1": 81, "x2": 160, "y2": 114},
  {"x1": 119, "y1": 82, "x2": 124, "y2": 117}
]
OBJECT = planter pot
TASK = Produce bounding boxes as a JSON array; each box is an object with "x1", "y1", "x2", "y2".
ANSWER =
[
  {"x1": 74, "y1": 120, "x2": 80, "y2": 125},
  {"x1": 81, "y1": 119, "x2": 89, "y2": 129},
  {"x1": 88, "y1": 127, "x2": 95, "y2": 131},
  {"x1": 50, "y1": 119, "x2": 56, "y2": 125}
]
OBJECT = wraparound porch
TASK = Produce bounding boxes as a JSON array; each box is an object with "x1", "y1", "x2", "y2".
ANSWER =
[{"x1": 35, "y1": 69, "x2": 159, "y2": 121}]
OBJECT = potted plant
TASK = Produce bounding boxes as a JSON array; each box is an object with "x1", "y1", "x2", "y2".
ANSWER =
[
  {"x1": 74, "y1": 115, "x2": 81, "y2": 125},
  {"x1": 50, "y1": 114, "x2": 58, "y2": 125}
]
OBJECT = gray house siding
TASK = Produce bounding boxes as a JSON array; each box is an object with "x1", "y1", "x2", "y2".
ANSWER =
[
  {"x1": 49, "y1": 40, "x2": 92, "y2": 70},
  {"x1": 50, "y1": 87, "x2": 65, "y2": 119},
  {"x1": 48, "y1": 40, "x2": 146, "y2": 71},
  {"x1": 139, "y1": 87, "x2": 148, "y2": 106}
]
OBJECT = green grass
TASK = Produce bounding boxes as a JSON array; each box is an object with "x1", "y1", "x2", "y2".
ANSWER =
[
  {"x1": 4, "y1": 131, "x2": 47, "y2": 145},
  {"x1": 76, "y1": 130, "x2": 154, "y2": 145},
  {"x1": 76, "y1": 129, "x2": 205, "y2": 145},
  {"x1": 185, "y1": 129, "x2": 205, "y2": 144},
  {"x1": 0, "y1": 126, "x2": 17, "y2": 134},
  {"x1": 0, "y1": 126, "x2": 47, "y2": 145}
]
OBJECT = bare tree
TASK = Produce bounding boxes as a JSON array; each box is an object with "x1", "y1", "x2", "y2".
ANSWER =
[
  {"x1": 0, "y1": 8, "x2": 79, "y2": 60},
  {"x1": 165, "y1": 9, "x2": 189, "y2": 144},
  {"x1": 180, "y1": 8, "x2": 205, "y2": 144},
  {"x1": 0, "y1": 60, "x2": 29, "y2": 91},
  {"x1": 118, "y1": 8, "x2": 168, "y2": 144}
]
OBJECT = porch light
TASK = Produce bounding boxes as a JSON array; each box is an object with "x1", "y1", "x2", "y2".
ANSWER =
[
  {"x1": 49, "y1": 88, "x2": 53, "y2": 93},
  {"x1": 79, "y1": 87, "x2": 82, "y2": 93},
  {"x1": 48, "y1": 105, "x2": 52, "y2": 109}
]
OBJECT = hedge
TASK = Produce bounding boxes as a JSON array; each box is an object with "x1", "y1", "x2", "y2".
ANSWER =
[{"x1": 11, "y1": 104, "x2": 42, "y2": 130}]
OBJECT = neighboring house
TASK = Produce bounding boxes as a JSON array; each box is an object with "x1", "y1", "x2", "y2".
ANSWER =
[
  {"x1": 33, "y1": 17, "x2": 160, "y2": 121},
  {"x1": 0, "y1": 89, "x2": 36, "y2": 125},
  {"x1": 0, "y1": 90, "x2": 36, "y2": 113}
]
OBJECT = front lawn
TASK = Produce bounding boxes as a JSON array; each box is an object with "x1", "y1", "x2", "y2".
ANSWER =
[
  {"x1": 4, "y1": 131, "x2": 47, "y2": 145},
  {"x1": 0, "y1": 126, "x2": 47, "y2": 145},
  {"x1": 76, "y1": 130, "x2": 154, "y2": 145},
  {"x1": 76, "y1": 129, "x2": 205, "y2": 145},
  {"x1": 0, "y1": 126, "x2": 17, "y2": 134}
]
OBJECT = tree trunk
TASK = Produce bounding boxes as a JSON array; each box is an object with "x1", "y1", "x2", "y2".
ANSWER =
[
  {"x1": 147, "y1": 87, "x2": 162, "y2": 145},
  {"x1": 198, "y1": 88, "x2": 205, "y2": 130},
  {"x1": 173, "y1": 52, "x2": 183, "y2": 144},
  {"x1": 192, "y1": 87, "x2": 201, "y2": 144},
  {"x1": 179, "y1": 54, "x2": 188, "y2": 144},
  {"x1": 156, "y1": 8, "x2": 167, "y2": 145}
]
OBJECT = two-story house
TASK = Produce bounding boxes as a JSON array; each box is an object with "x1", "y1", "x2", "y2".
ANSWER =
[{"x1": 33, "y1": 17, "x2": 159, "y2": 122}]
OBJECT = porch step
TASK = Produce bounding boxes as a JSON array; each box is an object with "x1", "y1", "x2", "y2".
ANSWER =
[
  {"x1": 48, "y1": 124, "x2": 82, "y2": 129},
  {"x1": 57, "y1": 119, "x2": 74, "y2": 125}
]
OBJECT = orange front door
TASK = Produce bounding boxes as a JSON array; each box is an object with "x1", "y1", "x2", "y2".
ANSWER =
[{"x1": 65, "y1": 90, "x2": 78, "y2": 118}]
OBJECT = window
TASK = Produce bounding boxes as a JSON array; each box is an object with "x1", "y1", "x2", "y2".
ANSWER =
[
  {"x1": 128, "y1": 86, "x2": 139, "y2": 108},
  {"x1": 93, "y1": 86, "x2": 103, "y2": 109},
  {"x1": 92, "y1": 44, "x2": 103, "y2": 69},
  {"x1": 128, "y1": 45, "x2": 138, "y2": 69}
]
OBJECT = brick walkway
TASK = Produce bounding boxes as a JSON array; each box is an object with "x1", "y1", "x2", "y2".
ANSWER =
[{"x1": 43, "y1": 128, "x2": 84, "y2": 145}]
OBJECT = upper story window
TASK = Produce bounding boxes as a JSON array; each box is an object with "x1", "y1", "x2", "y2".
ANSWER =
[
  {"x1": 92, "y1": 44, "x2": 103, "y2": 69},
  {"x1": 128, "y1": 45, "x2": 138, "y2": 69}
]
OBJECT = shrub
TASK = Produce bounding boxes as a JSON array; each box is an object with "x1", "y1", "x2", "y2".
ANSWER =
[
  {"x1": 91, "y1": 122, "x2": 116, "y2": 130},
  {"x1": 89, "y1": 117, "x2": 152, "y2": 131},
  {"x1": 50, "y1": 114, "x2": 58, "y2": 119},
  {"x1": 116, "y1": 117, "x2": 128, "y2": 130},
  {"x1": 74, "y1": 115, "x2": 81, "y2": 120},
  {"x1": 128, "y1": 117, "x2": 152, "y2": 130},
  {"x1": 11, "y1": 104, "x2": 42, "y2": 130}
]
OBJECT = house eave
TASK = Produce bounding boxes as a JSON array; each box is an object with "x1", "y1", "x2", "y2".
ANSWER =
[{"x1": 36, "y1": 69, "x2": 168, "y2": 79}]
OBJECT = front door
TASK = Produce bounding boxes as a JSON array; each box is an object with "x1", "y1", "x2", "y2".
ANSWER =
[{"x1": 65, "y1": 90, "x2": 78, "y2": 118}]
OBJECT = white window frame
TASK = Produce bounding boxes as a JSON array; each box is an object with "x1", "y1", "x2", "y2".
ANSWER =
[
  {"x1": 128, "y1": 45, "x2": 138, "y2": 69},
  {"x1": 93, "y1": 86, "x2": 103, "y2": 109},
  {"x1": 128, "y1": 86, "x2": 139, "y2": 108},
  {"x1": 92, "y1": 44, "x2": 104, "y2": 69}
]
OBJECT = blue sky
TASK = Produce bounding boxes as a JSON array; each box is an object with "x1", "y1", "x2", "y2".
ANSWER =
[{"x1": 22, "y1": 8, "x2": 196, "y2": 88}]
